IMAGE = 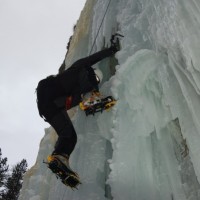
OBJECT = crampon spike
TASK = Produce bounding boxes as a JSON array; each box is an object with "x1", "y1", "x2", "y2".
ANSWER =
[{"x1": 43, "y1": 156, "x2": 81, "y2": 189}]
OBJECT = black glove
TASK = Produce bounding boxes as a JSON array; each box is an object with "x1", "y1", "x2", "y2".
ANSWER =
[{"x1": 110, "y1": 33, "x2": 124, "y2": 53}]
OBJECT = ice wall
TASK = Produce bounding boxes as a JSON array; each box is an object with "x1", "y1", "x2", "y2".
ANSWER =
[{"x1": 19, "y1": 0, "x2": 200, "y2": 199}]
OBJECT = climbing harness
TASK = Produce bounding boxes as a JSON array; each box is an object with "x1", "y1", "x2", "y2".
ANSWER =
[{"x1": 89, "y1": 0, "x2": 112, "y2": 55}]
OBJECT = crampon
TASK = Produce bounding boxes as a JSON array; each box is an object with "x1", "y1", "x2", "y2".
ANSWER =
[
  {"x1": 44, "y1": 156, "x2": 81, "y2": 189},
  {"x1": 80, "y1": 93, "x2": 116, "y2": 116}
]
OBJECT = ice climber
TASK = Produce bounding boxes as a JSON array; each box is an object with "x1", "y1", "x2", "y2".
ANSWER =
[{"x1": 36, "y1": 35, "x2": 120, "y2": 187}]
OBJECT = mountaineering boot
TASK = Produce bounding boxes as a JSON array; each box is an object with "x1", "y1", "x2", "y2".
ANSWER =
[
  {"x1": 80, "y1": 91, "x2": 102, "y2": 110},
  {"x1": 46, "y1": 153, "x2": 81, "y2": 189},
  {"x1": 80, "y1": 92, "x2": 116, "y2": 116}
]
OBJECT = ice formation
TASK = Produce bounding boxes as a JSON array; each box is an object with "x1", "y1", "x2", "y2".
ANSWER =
[{"x1": 19, "y1": 0, "x2": 200, "y2": 199}]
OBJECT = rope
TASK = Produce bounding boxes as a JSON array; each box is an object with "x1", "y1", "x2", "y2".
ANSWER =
[{"x1": 89, "y1": 0, "x2": 112, "y2": 55}]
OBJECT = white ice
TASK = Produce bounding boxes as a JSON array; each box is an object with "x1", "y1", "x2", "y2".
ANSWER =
[{"x1": 19, "y1": 0, "x2": 200, "y2": 199}]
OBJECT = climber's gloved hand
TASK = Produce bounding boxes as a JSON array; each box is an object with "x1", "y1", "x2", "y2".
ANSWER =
[{"x1": 110, "y1": 33, "x2": 123, "y2": 54}]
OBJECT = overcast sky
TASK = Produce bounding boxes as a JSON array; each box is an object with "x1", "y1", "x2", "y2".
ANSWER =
[{"x1": 0, "y1": 0, "x2": 86, "y2": 167}]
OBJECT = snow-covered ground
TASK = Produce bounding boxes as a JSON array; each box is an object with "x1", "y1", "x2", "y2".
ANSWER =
[{"x1": 19, "y1": 0, "x2": 200, "y2": 199}]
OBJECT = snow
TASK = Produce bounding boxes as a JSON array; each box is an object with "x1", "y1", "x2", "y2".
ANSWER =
[{"x1": 19, "y1": 0, "x2": 200, "y2": 199}]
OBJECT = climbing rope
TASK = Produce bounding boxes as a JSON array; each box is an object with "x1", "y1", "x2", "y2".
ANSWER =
[{"x1": 89, "y1": 0, "x2": 112, "y2": 55}]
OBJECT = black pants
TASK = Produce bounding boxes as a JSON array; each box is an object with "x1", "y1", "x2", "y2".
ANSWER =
[
  {"x1": 37, "y1": 48, "x2": 114, "y2": 157},
  {"x1": 50, "y1": 110, "x2": 77, "y2": 156}
]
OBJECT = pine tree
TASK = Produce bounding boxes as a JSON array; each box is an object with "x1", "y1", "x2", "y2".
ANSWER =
[
  {"x1": 2, "y1": 159, "x2": 27, "y2": 200},
  {"x1": 0, "y1": 148, "x2": 9, "y2": 199}
]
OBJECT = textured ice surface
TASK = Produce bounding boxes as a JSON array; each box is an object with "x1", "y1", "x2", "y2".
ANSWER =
[{"x1": 19, "y1": 0, "x2": 200, "y2": 199}]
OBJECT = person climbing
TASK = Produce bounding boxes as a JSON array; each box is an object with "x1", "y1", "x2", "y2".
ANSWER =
[{"x1": 36, "y1": 35, "x2": 120, "y2": 188}]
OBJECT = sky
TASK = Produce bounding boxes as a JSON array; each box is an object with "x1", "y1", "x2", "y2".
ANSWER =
[{"x1": 0, "y1": 0, "x2": 86, "y2": 168}]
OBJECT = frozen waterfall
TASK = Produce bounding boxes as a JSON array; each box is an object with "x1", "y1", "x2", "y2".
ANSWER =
[{"x1": 19, "y1": 0, "x2": 200, "y2": 199}]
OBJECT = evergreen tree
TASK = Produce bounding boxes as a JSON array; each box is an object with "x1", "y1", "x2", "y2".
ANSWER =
[
  {"x1": 0, "y1": 148, "x2": 9, "y2": 198},
  {"x1": 2, "y1": 159, "x2": 27, "y2": 200}
]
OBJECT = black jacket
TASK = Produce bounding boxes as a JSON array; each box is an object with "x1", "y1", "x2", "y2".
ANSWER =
[{"x1": 36, "y1": 47, "x2": 114, "y2": 121}]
